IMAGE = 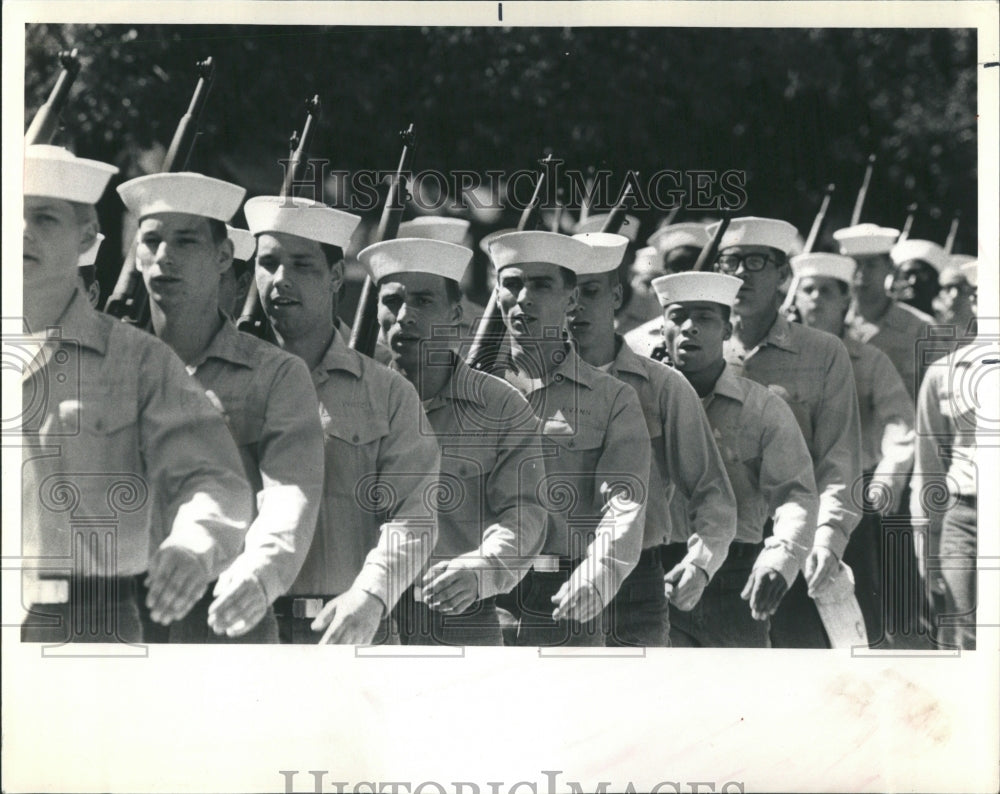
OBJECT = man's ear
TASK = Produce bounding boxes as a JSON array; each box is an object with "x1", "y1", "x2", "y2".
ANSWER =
[
  {"x1": 328, "y1": 259, "x2": 345, "y2": 295},
  {"x1": 77, "y1": 219, "x2": 98, "y2": 256},
  {"x1": 450, "y1": 299, "x2": 463, "y2": 326},
  {"x1": 611, "y1": 281, "x2": 624, "y2": 312},
  {"x1": 723, "y1": 320, "x2": 733, "y2": 341},
  {"x1": 216, "y1": 238, "x2": 235, "y2": 275},
  {"x1": 86, "y1": 280, "x2": 101, "y2": 309},
  {"x1": 565, "y1": 286, "x2": 579, "y2": 315}
]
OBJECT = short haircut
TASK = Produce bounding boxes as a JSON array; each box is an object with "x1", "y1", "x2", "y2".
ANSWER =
[
  {"x1": 320, "y1": 243, "x2": 345, "y2": 269},
  {"x1": 207, "y1": 218, "x2": 228, "y2": 246},
  {"x1": 78, "y1": 264, "x2": 97, "y2": 289},
  {"x1": 443, "y1": 277, "x2": 462, "y2": 304}
]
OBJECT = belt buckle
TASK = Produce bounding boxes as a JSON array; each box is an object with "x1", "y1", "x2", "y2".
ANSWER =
[
  {"x1": 292, "y1": 597, "x2": 324, "y2": 620},
  {"x1": 532, "y1": 555, "x2": 561, "y2": 573},
  {"x1": 28, "y1": 579, "x2": 70, "y2": 605}
]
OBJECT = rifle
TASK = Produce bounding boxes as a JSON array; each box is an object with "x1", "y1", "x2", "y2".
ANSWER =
[
  {"x1": 348, "y1": 124, "x2": 417, "y2": 356},
  {"x1": 943, "y1": 211, "x2": 960, "y2": 256},
  {"x1": 850, "y1": 153, "x2": 876, "y2": 226},
  {"x1": 25, "y1": 48, "x2": 81, "y2": 145},
  {"x1": 237, "y1": 95, "x2": 322, "y2": 341},
  {"x1": 599, "y1": 176, "x2": 636, "y2": 235},
  {"x1": 898, "y1": 202, "x2": 918, "y2": 243},
  {"x1": 779, "y1": 183, "x2": 835, "y2": 316},
  {"x1": 691, "y1": 214, "x2": 731, "y2": 273},
  {"x1": 465, "y1": 153, "x2": 552, "y2": 374},
  {"x1": 104, "y1": 57, "x2": 215, "y2": 327}
]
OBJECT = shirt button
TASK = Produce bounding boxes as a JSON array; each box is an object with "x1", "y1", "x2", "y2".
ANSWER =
[
  {"x1": 568, "y1": 440, "x2": 576, "y2": 448},
  {"x1": 94, "y1": 419, "x2": 103, "y2": 431},
  {"x1": 352, "y1": 434, "x2": 360, "y2": 442}
]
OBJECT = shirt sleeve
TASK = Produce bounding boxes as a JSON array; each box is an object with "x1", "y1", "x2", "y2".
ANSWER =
[
  {"x1": 140, "y1": 343, "x2": 253, "y2": 581},
  {"x1": 812, "y1": 340, "x2": 864, "y2": 558},
  {"x1": 574, "y1": 383, "x2": 650, "y2": 607},
  {"x1": 869, "y1": 348, "x2": 916, "y2": 514},
  {"x1": 353, "y1": 375, "x2": 441, "y2": 612},
  {"x1": 910, "y1": 366, "x2": 949, "y2": 554},
  {"x1": 753, "y1": 394, "x2": 820, "y2": 587},
  {"x1": 230, "y1": 355, "x2": 325, "y2": 603},
  {"x1": 661, "y1": 375, "x2": 737, "y2": 580},
  {"x1": 459, "y1": 388, "x2": 547, "y2": 599}
]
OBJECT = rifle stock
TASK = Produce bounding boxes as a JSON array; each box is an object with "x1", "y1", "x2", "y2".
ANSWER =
[
  {"x1": 898, "y1": 203, "x2": 918, "y2": 243},
  {"x1": 850, "y1": 153, "x2": 876, "y2": 227},
  {"x1": 26, "y1": 49, "x2": 81, "y2": 145},
  {"x1": 237, "y1": 96, "x2": 322, "y2": 341},
  {"x1": 349, "y1": 124, "x2": 417, "y2": 356},
  {"x1": 465, "y1": 154, "x2": 552, "y2": 374},
  {"x1": 691, "y1": 214, "x2": 730, "y2": 273},
  {"x1": 943, "y1": 212, "x2": 960, "y2": 256},
  {"x1": 780, "y1": 183, "x2": 835, "y2": 315},
  {"x1": 105, "y1": 58, "x2": 215, "y2": 325}
]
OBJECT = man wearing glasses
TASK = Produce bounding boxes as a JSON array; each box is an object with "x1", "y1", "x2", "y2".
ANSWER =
[{"x1": 713, "y1": 217, "x2": 863, "y2": 648}]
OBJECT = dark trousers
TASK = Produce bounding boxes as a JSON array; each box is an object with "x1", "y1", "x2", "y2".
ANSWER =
[
  {"x1": 936, "y1": 496, "x2": 977, "y2": 650},
  {"x1": 607, "y1": 547, "x2": 670, "y2": 647},
  {"x1": 663, "y1": 542, "x2": 770, "y2": 648},
  {"x1": 395, "y1": 588, "x2": 502, "y2": 646},
  {"x1": 21, "y1": 576, "x2": 143, "y2": 644},
  {"x1": 509, "y1": 560, "x2": 606, "y2": 647},
  {"x1": 167, "y1": 587, "x2": 279, "y2": 643},
  {"x1": 843, "y1": 506, "x2": 884, "y2": 648}
]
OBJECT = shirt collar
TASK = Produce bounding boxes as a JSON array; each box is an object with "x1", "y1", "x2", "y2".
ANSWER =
[
  {"x1": 190, "y1": 312, "x2": 257, "y2": 369},
  {"x1": 551, "y1": 345, "x2": 596, "y2": 390},
  {"x1": 839, "y1": 332, "x2": 864, "y2": 360},
  {"x1": 53, "y1": 288, "x2": 110, "y2": 354},
  {"x1": 710, "y1": 363, "x2": 746, "y2": 404},
  {"x1": 317, "y1": 325, "x2": 363, "y2": 380},
  {"x1": 760, "y1": 313, "x2": 799, "y2": 353},
  {"x1": 611, "y1": 335, "x2": 651, "y2": 381}
]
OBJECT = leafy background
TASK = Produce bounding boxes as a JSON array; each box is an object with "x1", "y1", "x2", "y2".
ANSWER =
[{"x1": 25, "y1": 24, "x2": 978, "y2": 301}]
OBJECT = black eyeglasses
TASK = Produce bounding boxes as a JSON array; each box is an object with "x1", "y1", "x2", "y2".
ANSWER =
[{"x1": 716, "y1": 253, "x2": 783, "y2": 274}]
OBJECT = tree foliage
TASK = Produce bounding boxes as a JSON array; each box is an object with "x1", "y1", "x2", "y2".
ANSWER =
[{"x1": 26, "y1": 24, "x2": 978, "y2": 262}]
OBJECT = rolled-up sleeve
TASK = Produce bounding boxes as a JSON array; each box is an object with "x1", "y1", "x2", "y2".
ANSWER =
[
  {"x1": 460, "y1": 389, "x2": 547, "y2": 599},
  {"x1": 870, "y1": 350, "x2": 916, "y2": 512},
  {"x1": 812, "y1": 343, "x2": 864, "y2": 558},
  {"x1": 662, "y1": 379, "x2": 737, "y2": 580},
  {"x1": 910, "y1": 367, "x2": 948, "y2": 554},
  {"x1": 353, "y1": 377, "x2": 440, "y2": 611},
  {"x1": 237, "y1": 356, "x2": 324, "y2": 603},
  {"x1": 141, "y1": 347, "x2": 253, "y2": 580},
  {"x1": 577, "y1": 385, "x2": 650, "y2": 607},
  {"x1": 754, "y1": 395, "x2": 820, "y2": 587}
]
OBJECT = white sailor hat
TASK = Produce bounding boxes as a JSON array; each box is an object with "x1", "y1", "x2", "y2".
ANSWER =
[
  {"x1": 478, "y1": 227, "x2": 517, "y2": 255},
  {"x1": 487, "y1": 230, "x2": 594, "y2": 273},
  {"x1": 78, "y1": 233, "x2": 105, "y2": 268},
  {"x1": 228, "y1": 225, "x2": 256, "y2": 261},
  {"x1": 631, "y1": 246, "x2": 664, "y2": 278},
  {"x1": 651, "y1": 272, "x2": 743, "y2": 308},
  {"x1": 832, "y1": 223, "x2": 899, "y2": 257},
  {"x1": 960, "y1": 260, "x2": 978, "y2": 288},
  {"x1": 358, "y1": 238, "x2": 473, "y2": 285},
  {"x1": 573, "y1": 213, "x2": 641, "y2": 242},
  {"x1": 790, "y1": 252, "x2": 856, "y2": 285},
  {"x1": 117, "y1": 172, "x2": 245, "y2": 222},
  {"x1": 24, "y1": 144, "x2": 118, "y2": 204},
  {"x1": 707, "y1": 216, "x2": 800, "y2": 255},
  {"x1": 890, "y1": 239, "x2": 948, "y2": 272},
  {"x1": 244, "y1": 195, "x2": 361, "y2": 250},
  {"x1": 398, "y1": 217, "x2": 471, "y2": 245},
  {"x1": 647, "y1": 222, "x2": 710, "y2": 254},
  {"x1": 571, "y1": 232, "x2": 630, "y2": 275}
]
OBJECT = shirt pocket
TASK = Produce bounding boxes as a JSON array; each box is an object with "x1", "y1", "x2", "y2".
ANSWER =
[
  {"x1": 322, "y1": 410, "x2": 391, "y2": 508},
  {"x1": 541, "y1": 420, "x2": 605, "y2": 517}
]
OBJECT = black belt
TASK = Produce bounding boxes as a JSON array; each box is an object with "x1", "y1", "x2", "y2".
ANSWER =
[{"x1": 29, "y1": 575, "x2": 137, "y2": 605}]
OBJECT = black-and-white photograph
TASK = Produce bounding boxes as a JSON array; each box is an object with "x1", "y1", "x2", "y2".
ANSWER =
[{"x1": 4, "y1": 2, "x2": 998, "y2": 792}]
